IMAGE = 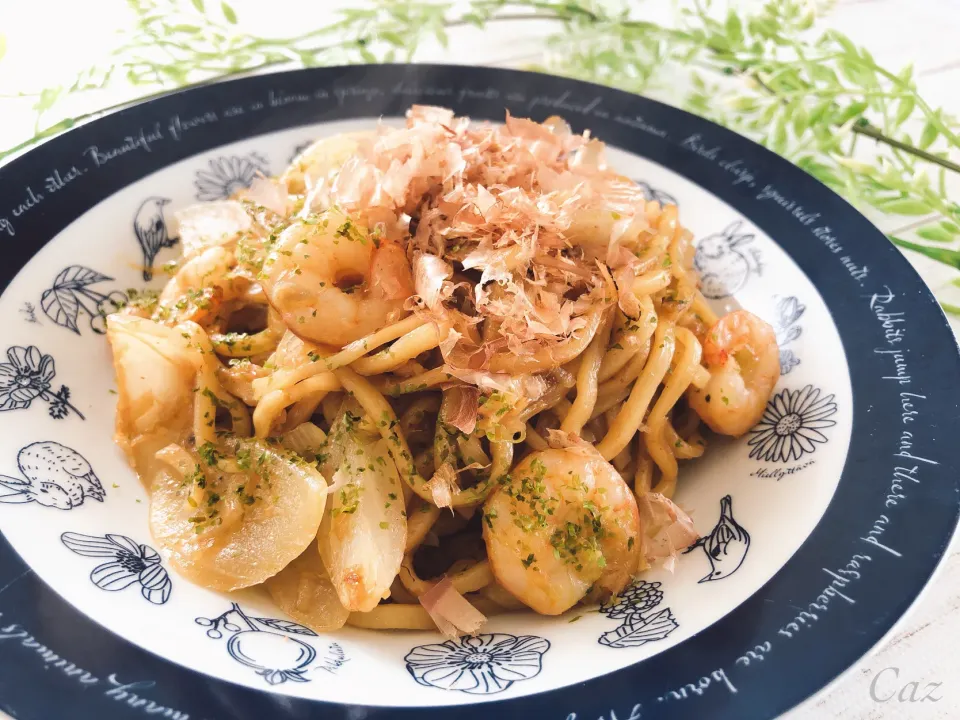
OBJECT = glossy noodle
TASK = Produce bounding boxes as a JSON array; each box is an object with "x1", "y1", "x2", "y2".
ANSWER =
[{"x1": 106, "y1": 106, "x2": 779, "y2": 636}]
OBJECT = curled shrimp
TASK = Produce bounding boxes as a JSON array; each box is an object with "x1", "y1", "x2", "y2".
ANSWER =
[
  {"x1": 482, "y1": 447, "x2": 640, "y2": 615},
  {"x1": 687, "y1": 309, "x2": 780, "y2": 436},
  {"x1": 260, "y1": 209, "x2": 414, "y2": 347},
  {"x1": 155, "y1": 246, "x2": 238, "y2": 326}
]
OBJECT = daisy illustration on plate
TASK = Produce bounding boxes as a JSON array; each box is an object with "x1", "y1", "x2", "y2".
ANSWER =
[
  {"x1": 194, "y1": 152, "x2": 269, "y2": 201},
  {"x1": 748, "y1": 385, "x2": 837, "y2": 462}
]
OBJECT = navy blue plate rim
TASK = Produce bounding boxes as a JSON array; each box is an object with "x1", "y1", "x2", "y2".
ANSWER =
[{"x1": 0, "y1": 63, "x2": 957, "y2": 720}]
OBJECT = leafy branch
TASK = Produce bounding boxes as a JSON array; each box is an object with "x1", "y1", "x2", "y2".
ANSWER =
[{"x1": 5, "y1": 0, "x2": 960, "y2": 310}]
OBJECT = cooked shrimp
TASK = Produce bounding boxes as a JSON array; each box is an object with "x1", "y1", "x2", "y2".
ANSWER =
[
  {"x1": 687, "y1": 309, "x2": 780, "y2": 436},
  {"x1": 260, "y1": 209, "x2": 413, "y2": 347},
  {"x1": 482, "y1": 447, "x2": 640, "y2": 615},
  {"x1": 155, "y1": 246, "x2": 237, "y2": 325}
]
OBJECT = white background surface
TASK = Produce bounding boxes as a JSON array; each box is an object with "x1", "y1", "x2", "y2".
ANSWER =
[{"x1": 0, "y1": 0, "x2": 958, "y2": 718}]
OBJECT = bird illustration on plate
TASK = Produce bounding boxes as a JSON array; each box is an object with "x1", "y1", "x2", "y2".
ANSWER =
[
  {"x1": 693, "y1": 220, "x2": 759, "y2": 299},
  {"x1": 634, "y1": 179, "x2": 678, "y2": 207},
  {"x1": 0, "y1": 441, "x2": 104, "y2": 510},
  {"x1": 134, "y1": 196, "x2": 179, "y2": 281},
  {"x1": 685, "y1": 495, "x2": 751, "y2": 583}
]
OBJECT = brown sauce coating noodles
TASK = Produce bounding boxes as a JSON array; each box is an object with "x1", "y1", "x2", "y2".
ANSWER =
[{"x1": 105, "y1": 108, "x2": 780, "y2": 634}]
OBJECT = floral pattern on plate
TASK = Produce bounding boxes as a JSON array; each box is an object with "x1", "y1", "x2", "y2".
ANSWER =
[
  {"x1": 61, "y1": 532, "x2": 172, "y2": 605},
  {"x1": 748, "y1": 385, "x2": 838, "y2": 462},
  {"x1": 194, "y1": 152, "x2": 269, "y2": 201},
  {"x1": 404, "y1": 633, "x2": 550, "y2": 695},
  {"x1": 0, "y1": 346, "x2": 83, "y2": 419}
]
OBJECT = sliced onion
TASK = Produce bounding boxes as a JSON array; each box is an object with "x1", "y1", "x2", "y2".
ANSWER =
[
  {"x1": 281, "y1": 421, "x2": 327, "y2": 459},
  {"x1": 317, "y1": 406, "x2": 407, "y2": 612},
  {"x1": 241, "y1": 176, "x2": 289, "y2": 216},
  {"x1": 174, "y1": 201, "x2": 251, "y2": 261},
  {"x1": 614, "y1": 264, "x2": 641, "y2": 319},
  {"x1": 106, "y1": 315, "x2": 200, "y2": 462},
  {"x1": 264, "y1": 544, "x2": 349, "y2": 633}
]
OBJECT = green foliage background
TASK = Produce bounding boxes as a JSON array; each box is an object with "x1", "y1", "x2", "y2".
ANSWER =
[{"x1": 4, "y1": 0, "x2": 960, "y2": 311}]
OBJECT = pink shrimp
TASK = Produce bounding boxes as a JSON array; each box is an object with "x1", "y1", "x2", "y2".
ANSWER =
[{"x1": 688, "y1": 310, "x2": 780, "y2": 436}]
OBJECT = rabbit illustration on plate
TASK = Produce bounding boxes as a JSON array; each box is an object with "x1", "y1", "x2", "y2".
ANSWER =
[
  {"x1": 694, "y1": 220, "x2": 760, "y2": 299},
  {"x1": 0, "y1": 441, "x2": 104, "y2": 510}
]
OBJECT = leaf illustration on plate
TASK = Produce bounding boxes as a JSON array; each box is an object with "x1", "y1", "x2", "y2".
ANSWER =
[
  {"x1": 779, "y1": 325, "x2": 801, "y2": 345},
  {"x1": 51, "y1": 266, "x2": 113, "y2": 290},
  {"x1": 41, "y1": 286, "x2": 81, "y2": 334},
  {"x1": 40, "y1": 266, "x2": 119, "y2": 335},
  {"x1": 255, "y1": 617, "x2": 319, "y2": 636},
  {"x1": 598, "y1": 608, "x2": 678, "y2": 648}
]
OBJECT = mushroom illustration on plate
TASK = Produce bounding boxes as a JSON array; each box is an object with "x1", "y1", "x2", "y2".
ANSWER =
[
  {"x1": 0, "y1": 441, "x2": 104, "y2": 510},
  {"x1": 684, "y1": 495, "x2": 751, "y2": 583}
]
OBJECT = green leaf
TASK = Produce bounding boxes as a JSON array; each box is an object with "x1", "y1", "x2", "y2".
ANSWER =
[
  {"x1": 379, "y1": 30, "x2": 406, "y2": 47},
  {"x1": 917, "y1": 226, "x2": 955, "y2": 243},
  {"x1": 462, "y1": 12, "x2": 485, "y2": 28},
  {"x1": 730, "y1": 96, "x2": 759, "y2": 113},
  {"x1": 759, "y1": 102, "x2": 779, "y2": 127},
  {"x1": 798, "y1": 161, "x2": 842, "y2": 188},
  {"x1": 898, "y1": 62, "x2": 914, "y2": 87},
  {"x1": 878, "y1": 198, "x2": 933, "y2": 215},
  {"x1": 809, "y1": 64, "x2": 838, "y2": 86},
  {"x1": 838, "y1": 57, "x2": 863, "y2": 86},
  {"x1": 191, "y1": 0, "x2": 204, "y2": 11},
  {"x1": 942, "y1": 220, "x2": 960, "y2": 234},
  {"x1": 434, "y1": 24, "x2": 449, "y2": 48},
  {"x1": 835, "y1": 101, "x2": 868, "y2": 125},
  {"x1": 895, "y1": 96, "x2": 916, "y2": 126},
  {"x1": 772, "y1": 110, "x2": 789, "y2": 154},
  {"x1": 808, "y1": 98, "x2": 833, "y2": 126},
  {"x1": 828, "y1": 30, "x2": 859, "y2": 58},
  {"x1": 725, "y1": 11, "x2": 743, "y2": 46},
  {"x1": 891, "y1": 237, "x2": 960, "y2": 270},
  {"x1": 33, "y1": 86, "x2": 63, "y2": 115},
  {"x1": 792, "y1": 103, "x2": 809, "y2": 136},
  {"x1": 358, "y1": 46, "x2": 376, "y2": 64},
  {"x1": 221, "y1": 1, "x2": 237, "y2": 24},
  {"x1": 919, "y1": 120, "x2": 939, "y2": 150}
]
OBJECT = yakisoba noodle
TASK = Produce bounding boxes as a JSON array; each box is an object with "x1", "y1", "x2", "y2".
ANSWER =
[{"x1": 105, "y1": 106, "x2": 780, "y2": 636}]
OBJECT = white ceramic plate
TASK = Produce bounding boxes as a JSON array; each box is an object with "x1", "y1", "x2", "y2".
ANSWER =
[{"x1": 0, "y1": 65, "x2": 955, "y2": 720}]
